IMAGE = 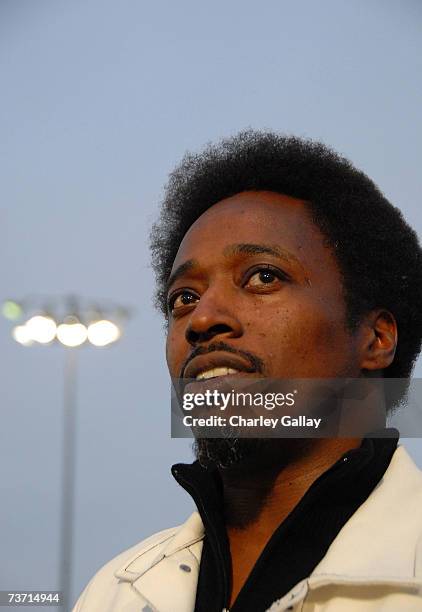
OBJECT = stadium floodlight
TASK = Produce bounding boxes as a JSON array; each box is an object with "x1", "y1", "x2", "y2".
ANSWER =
[
  {"x1": 2, "y1": 294, "x2": 131, "y2": 608},
  {"x1": 56, "y1": 316, "x2": 88, "y2": 347},
  {"x1": 2, "y1": 298, "x2": 126, "y2": 349},
  {"x1": 12, "y1": 324, "x2": 34, "y2": 346},
  {"x1": 87, "y1": 319, "x2": 121, "y2": 346},
  {"x1": 26, "y1": 314, "x2": 57, "y2": 344}
]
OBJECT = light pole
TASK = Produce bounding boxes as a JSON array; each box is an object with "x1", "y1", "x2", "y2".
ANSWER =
[
  {"x1": 60, "y1": 347, "x2": 78, "y2": 611},
  {"x1": 2, "y1": 297, "x2": 130, "y2": 609}
]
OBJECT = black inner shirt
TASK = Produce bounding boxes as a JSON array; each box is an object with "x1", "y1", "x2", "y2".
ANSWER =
[{"x1": 171, "y1": 431, "x2": 399, "y2": 612}]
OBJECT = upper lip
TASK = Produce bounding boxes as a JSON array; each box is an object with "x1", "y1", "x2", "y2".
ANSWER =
[{"x1": 182, "y1": 351, "x2": 257, "y2": 379}]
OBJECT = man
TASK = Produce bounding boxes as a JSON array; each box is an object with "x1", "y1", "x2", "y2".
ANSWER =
[{"x1": 73, "y1": 131, "x2": 422, "y2": 611}]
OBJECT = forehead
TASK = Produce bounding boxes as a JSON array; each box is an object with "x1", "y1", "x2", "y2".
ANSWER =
[{"x1": 171, "y1": 191, "x2": 338, "y2": 278}]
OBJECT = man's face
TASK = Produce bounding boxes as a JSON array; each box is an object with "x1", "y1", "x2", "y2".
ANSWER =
[
  {"x1": 166, "y1": 191, "x2": 361, "y2": 381},
  {"x1": 165, "y1": 191, "x2": 363, "y2": 467}
]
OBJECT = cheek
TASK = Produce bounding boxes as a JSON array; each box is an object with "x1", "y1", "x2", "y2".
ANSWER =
[
  {"x1": 245, "y1": 298, "x2": 350, "y2": 374},
  {"x1": 166, "y1": 326, "x2": 187, "y2": 374}
]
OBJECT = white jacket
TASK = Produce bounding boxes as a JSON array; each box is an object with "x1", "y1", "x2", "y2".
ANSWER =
[{"x1": 73, "y1": 445, "x2": 422, "y2": 611}]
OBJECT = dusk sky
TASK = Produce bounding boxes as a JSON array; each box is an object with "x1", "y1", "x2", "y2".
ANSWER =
[{"x1": 1, "y1": 1, "x2": 422, "y2": 608}]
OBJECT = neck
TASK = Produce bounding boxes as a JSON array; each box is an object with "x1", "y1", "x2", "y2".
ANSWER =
[{"x1": 220, "y1": 437, "x2": 361, "y2": 606}]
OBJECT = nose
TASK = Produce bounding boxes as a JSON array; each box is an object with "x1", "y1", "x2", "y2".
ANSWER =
[{"x1": 185, "y1": 290, "x2": 243, "y2": 346}]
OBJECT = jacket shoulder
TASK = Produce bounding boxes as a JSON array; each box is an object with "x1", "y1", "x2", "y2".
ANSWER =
[{"x1": 72, "y1": 525, "x2": 178, "y2": 611}]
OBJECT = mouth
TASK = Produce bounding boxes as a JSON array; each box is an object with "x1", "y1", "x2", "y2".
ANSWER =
[
  {"x1": 195, "y1": 366, "x2": 240, "y2": 381},
  {"x1": 182, "y1": 352, "x2": 257, "y2": 381}
]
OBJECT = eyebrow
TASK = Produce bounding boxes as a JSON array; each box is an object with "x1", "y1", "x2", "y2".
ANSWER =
[
  {"x1": 165, "y1": 243, "x2": 302, "y2": 293},
  {"x1": 223, "y1": 243, "x2": 300, "y2": 264},
  {"x1": 165, "y1": 259, "x2": 198, "y2": 294}
]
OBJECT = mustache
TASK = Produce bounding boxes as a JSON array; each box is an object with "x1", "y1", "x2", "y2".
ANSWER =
[{"x1": 179, "y1": 341, "x2": 265, "y2": 378}]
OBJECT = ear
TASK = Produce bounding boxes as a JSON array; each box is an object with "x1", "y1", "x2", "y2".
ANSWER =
[{"x1": 359, "y1": 309, "x2": 398, "y2": 372}]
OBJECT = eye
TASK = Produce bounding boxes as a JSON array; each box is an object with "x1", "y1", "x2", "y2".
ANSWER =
[
  {"x1": 168, "y1": 290, "x2": 199, "y2": 314},
  {"x1": 244, "y1": 266, "x2": 289, "y2": 290}
]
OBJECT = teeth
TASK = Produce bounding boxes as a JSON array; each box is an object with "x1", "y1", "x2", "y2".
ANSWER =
[{"x1": 196, "y1": 367, "x2": 239, "y2": 380}]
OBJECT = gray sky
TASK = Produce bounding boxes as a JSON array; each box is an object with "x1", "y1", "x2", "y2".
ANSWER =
[{"x1": 1, "y1": 0, "x2": 422, "y2": 607}]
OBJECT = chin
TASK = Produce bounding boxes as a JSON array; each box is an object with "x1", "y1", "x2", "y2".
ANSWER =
[
  {"x1": 193, "y1": 438, "x2": 255, "y2": 469},
  {"x1": 193, "y1": 438, "x2": 315, "y2": 471}
]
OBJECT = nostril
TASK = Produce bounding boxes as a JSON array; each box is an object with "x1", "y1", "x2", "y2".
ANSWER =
[
  {"x1": 186, "y1": 328, "x2": 200, "y2": 344},
  {"x1": 207, "y1": 324, "x2": 233, "y2": 337},
  {"x1": 186, "y1": 323, "x2": 233, "y2": 345}
]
